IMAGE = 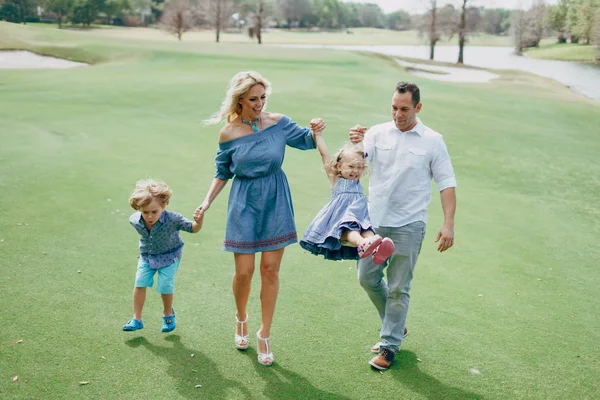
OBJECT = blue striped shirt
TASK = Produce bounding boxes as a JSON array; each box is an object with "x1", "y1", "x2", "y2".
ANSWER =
[{"x1": 129, "y1": 210, "x2": 193, "y2": 269}]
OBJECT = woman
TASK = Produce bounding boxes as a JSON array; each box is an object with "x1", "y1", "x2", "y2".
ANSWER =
[{"x1": 195, "y1": 71, "x2": 325, "y2": 366}]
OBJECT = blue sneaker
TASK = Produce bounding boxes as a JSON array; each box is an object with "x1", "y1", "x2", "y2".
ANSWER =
[
  {"x1": 162, "y1": 309, "x2": 176, "y2": 333},
  {"x1": 122, "y1": 318, "x2": 144, "y2": 331}
]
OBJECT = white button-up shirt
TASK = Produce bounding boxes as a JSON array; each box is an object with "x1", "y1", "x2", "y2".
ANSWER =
[{"x1": 363, "y1": 118, "x2": 456, "y2": 228}]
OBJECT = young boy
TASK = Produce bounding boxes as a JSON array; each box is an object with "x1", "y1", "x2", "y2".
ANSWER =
[{"x1": 122, "y1": 179, "x2": 202, "y2": 333}]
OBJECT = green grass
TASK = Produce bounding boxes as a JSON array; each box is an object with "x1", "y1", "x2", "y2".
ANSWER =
[
  {"x1": 1, "y1": 21, "x2": 600, "y2": 399},
  {"x1": 526, "y1": 40, "x2": 599, "y2": 62}
]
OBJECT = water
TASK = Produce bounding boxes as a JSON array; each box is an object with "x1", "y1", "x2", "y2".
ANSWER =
[{"x1": 282, "y1": 44, "x2": 600, "y2": 101}]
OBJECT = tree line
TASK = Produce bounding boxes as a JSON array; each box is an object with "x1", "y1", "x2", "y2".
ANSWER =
[
  {"x1": 0, "y1": 0, "x2": 510, "y2": 38},
  {"x1": 514, "y1": 0, "x2": 600, "y2": 54},
  {"x1": 1, "y1": 0, "x2": 598, "y2": 61}
]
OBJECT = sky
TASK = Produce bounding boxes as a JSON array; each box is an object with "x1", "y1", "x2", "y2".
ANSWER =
[{"x1": 342, "y1": 0, "x2": 559, "y2": 14}]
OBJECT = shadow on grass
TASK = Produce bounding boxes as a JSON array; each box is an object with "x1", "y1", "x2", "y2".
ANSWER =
[
  {"x1": 126, "y1": 335, "x2": 251, "y2": 399},
  {"x1": 390, "y1": 350, "x2": 483, "y2": 400},
  {"x1": 249, "y1": 348, "x2": 352, "y2": 400}
]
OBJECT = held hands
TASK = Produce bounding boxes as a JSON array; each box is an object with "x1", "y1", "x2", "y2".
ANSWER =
[
  {"x1": 194, "y1": 202, "x2": 209, "y2": 223},
  {"x1": 435, "y1": 224, "x2": 454, "y2": 252},
  {"x1": 310, "y1": 118, "x2": 326, "y2": 134},
  {"x1": 349, "y1": 124, "x2": 367, "y2": 144}
]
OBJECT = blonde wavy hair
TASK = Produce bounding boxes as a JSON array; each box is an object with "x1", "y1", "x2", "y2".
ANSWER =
[
  {"x1": 205, "y1": 71, "x2": 272, "y2": 125},
  {"x1": 331, "y1": 143, "x2": 367, "y2": 176},
  {"x1": 129, "y1": 179, "x2": 172, "y2": 210}
]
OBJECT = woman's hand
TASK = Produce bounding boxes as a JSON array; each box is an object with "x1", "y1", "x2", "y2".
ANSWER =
[
  {"x1": 194, "y1": 202, "x2": 210, "y2": 222},
  {"x1": 310, "y1": 118, "x2": 326, "y2": 134}
]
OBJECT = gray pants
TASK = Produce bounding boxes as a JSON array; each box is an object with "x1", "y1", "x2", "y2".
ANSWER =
[{"x1": 357, "y1": 221, "x2": 426, "y2": 352}]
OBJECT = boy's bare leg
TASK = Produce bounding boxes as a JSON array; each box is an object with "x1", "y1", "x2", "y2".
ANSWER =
[
  {"x1": 133, "y1": 287, "x2": 146, "y2": 321},
  {"x1": 161, "y1": 294, "x2": 174, "y2": 316}
]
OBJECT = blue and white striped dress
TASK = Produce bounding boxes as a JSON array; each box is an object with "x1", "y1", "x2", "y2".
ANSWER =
[{"x1": 300, "y1": 177, "x2": 374, "y2": 260}]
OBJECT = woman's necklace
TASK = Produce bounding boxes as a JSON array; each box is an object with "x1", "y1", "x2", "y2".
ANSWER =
[{"x1": 241, "y1": 117, "x2": 261, "y2": 133}]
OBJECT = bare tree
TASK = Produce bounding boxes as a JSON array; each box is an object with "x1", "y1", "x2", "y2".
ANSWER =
[
  {"x1": 513, "y1": 2, "x2": 546, "y2": 55},
  {"x1": 457, "y1": 0, "x2": 468, "y2": 63},
  {"x1": 417, "y1": 1, "x2": 457, "y2": 60},
  {"x1": 161, "y1": 0, "x2": 192, "y2": 40},
  {"x1": 255, "y1": 0, "x2": 263, "y2": 44},
  {"x1": 456, "y1": 1, "x2": 481, "y2": 64},
  {"x1": 513, "y1": 8, "x2": 527, "y2": 54},
  {"x1": 427, "y1": 0, "x2": 439, "y2": 60},
  {"x1": 204, "y1": 0, "x2": 237, "y2": 42}
]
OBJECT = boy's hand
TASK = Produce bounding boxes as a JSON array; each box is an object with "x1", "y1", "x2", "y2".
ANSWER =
[
  {"x1": 194, "y1": 202, "x2": 209, "y2": 220},
  {"x1": 310, "y1": 118, "x2": 326, "y2": 134},
  {"x1": 193, "y1": 207, "x2": 204, "y2": 223}
]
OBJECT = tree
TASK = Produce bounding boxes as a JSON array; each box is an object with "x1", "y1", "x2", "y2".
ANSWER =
[
  {"x1": 423, "y1": 0, "x2": 440, "y2": 60},
  {"x1": 102, "y1": 0, "x2": 131, "y2": 24},
  {"x1": 513, "y1": 2, "x2": 546, "y2": 54},
  {"x1": 481, "y1": 8, "x2": 511, "y2": 35},
  {"x1": 255, "y1": 0, "x2": 262, "y2": 43},
  {"x1": 571, "y1": 0, "x2": 599, "y2": 44},
  {"x1": 387, "y1": 10, "x2": 411, "y2": 30},
  {"x1": 47, "y1": 0, "x2": 75, "y2": 27},
  {"x1": 458, "y1": 5, "x2": 481, "y2": 63},
  {"x1": 72, "y1": 0, "x2": 107, "y2": 26},
  {"x1": 513, "y1": 8, "x2": 529, "y2": 54},
  {"x1": 204, "y1": 0, "x2": 237, "y2": 42},
  {"x1": 359, "y1": 3, "x2": 385, "y2": 28},
  {"x1": 150, "y1": 0, "x2": 165, "y2": 22},
  {"x1": 545, "y1": 0, "x2": 569, "y2": 42},
  {"x1": 276, "y1": 0, "x2": 308, "y2": 29},
  {"x1": 567, "y1": 0, "x2": 581, "y2": 42},
  {"x1": 457, "y1": 0, "x2": 469, "y2": 64},
  {"x1": 160, "y1": 0, "x2": 192, "y2": 40},
  {"x1": 0, "y1": 0, "x2": 35, "y2": 24},
  {"x1": 312, "y1": 0, "x2": 343, "y2": 29}
]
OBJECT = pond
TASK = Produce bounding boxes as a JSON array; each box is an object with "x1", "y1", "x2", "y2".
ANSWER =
[{"x1": 282, "y1": 44, "x2": 600, "y2": 101}]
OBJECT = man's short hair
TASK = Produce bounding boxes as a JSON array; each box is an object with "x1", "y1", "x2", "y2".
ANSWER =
[{"x1": 396, "y1": 82, "x2": 420, "y2": 107}]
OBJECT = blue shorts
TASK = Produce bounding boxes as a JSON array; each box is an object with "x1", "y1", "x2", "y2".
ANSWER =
[{"x1": 134, "y1": 259, "x2": 180, "y2": 294}]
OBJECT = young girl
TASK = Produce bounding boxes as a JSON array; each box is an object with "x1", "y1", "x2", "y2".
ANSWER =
[
  {"x1": 122, "y1": 179, "x2": 202, "y2": 333},
  {"x1": 300, "y1": 132, "x2": 395, "y2": 264}
]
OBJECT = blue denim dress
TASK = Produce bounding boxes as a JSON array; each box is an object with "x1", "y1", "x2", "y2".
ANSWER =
[
  {"x1": 215, "y1": 116, "x2": 316, "y2": 253},
  {"x1": 300, "y1": 178, "x2": 374, "y2": 260}
]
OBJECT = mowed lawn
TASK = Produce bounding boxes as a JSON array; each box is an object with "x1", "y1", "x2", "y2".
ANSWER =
[{"x1": 1, "y1": 22, "x2": 599, "y2": 399}]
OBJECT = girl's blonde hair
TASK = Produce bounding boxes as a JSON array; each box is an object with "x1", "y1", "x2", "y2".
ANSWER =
[
  {"x1": 331, "y1": 143, "x2": 367, "y2": 176},
  {"x1": 205, "y1": 71, "x2": 272, "y2": 125},
  {"x1": 129, "y1": 179, "x2": 172, "y2": 210}
]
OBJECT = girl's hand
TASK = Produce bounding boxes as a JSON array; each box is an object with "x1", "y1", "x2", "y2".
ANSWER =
[
  {"x1": 349, "y1": 124, "x2": 367, "y2": 144},
  {"x1": 310, "y1": 118, "x2": 326, "y2": 134}
]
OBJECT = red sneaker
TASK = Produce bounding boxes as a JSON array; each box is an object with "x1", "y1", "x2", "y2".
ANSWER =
[{"x1": 372, "y1": 238, "x2": 395, "y2": 264}]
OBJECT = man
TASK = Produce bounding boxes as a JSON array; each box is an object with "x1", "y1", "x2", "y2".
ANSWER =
[{"x1": 349, "y1": 82, "x2": 457, "y2": 370}]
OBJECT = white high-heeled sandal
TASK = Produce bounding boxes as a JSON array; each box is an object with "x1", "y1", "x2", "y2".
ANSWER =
[
  {"x1": 256, "y1": 331, "x2": 274, "y2": 366},
  {"x1": 235, "y1": 314, "x2": 249, "y2": 350}
]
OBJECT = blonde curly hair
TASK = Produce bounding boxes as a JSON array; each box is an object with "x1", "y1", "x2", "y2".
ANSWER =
[
  {"x1": 129, "y1": 179, "x2": 172, "y2": 210},
  {"x1": 331, "y1": 143, "x2": 367, "y2": 176},
  {"x1": 205, "y1": 71, "x2": 272, "y2": 125}
]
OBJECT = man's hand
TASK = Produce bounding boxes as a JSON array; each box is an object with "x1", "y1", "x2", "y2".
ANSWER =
[
  {"x1": 310, "y1": 118, "x2": 326, "y2": 134},
  {"x1": 435, "y1": 224, "x2": 454, "y2": 252},
  {"x1": 349, "y1": 124, "x2": 367, "y2": 144}
]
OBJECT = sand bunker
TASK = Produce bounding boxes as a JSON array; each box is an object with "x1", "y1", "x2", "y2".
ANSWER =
[
  {"x1": 0, "y1": 50, "x2": 87, "y2": 69},
  {"x1": 395, "y1": 59, "x2": 499, "y2": 83}
]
